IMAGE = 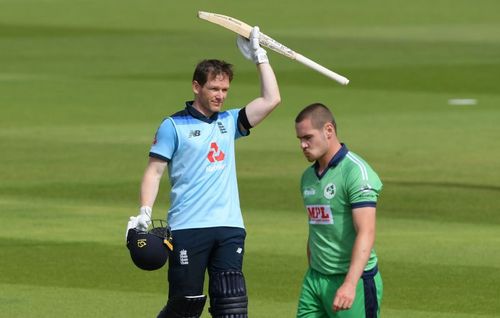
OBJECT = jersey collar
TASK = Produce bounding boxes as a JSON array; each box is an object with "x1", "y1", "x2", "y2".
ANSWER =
[
  {"x1": 314, "y1": 143, "x2": 349, "y2": 178},
  {"x1": 186, "y1": 101, "x2": 219, "y2": 123}
]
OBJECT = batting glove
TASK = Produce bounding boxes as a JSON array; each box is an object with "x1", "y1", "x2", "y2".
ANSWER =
[
  {"x1": 236, "y1": 26, "x2": 269, "y2": 64},
  {"x1": 125, "y1": 216, "x2": 138, "y2": 242},
  {"x1": 136, "y1": 206, "x2": 152, "y2": 231}
]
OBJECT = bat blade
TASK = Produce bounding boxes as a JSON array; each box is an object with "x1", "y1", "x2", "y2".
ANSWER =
[
  {"x1": 197, "y1": 11, "x2": 349, "y2": 85},
  {"x1": 197, "y1": 11, "x2": 252, "y2": 38}
]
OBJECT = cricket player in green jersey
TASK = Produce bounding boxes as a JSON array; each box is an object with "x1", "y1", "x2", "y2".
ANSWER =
[{"x1": 294, "y1": 103, "x2": 383, "y2": 318}]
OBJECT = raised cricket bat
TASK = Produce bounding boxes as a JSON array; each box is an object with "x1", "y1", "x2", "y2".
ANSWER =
[{"x1": 197, "y1": 11, "x2": 349, "y2": 85}]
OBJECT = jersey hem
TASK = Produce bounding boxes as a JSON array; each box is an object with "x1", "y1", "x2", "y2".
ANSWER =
[
  {"x1": 170, "y1": 223, "x2": 245, "y2": 231},
  {"x1": 149, "y1": 152, "x2": 170, "y2": 162},
  {"x1": 351, "y1": 201, "x2": 377, "y2": 209}
]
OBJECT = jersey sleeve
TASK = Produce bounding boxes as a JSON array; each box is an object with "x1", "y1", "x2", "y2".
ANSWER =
[
  {"x1": 228, "y1": 108, "x2": 250, "y2": 139},
  {"x1": 345, "y1": 155, "x2": 383, "y2": 209},
  {"x1": 149, "y1": 118, "x2": 178, "y2": 162}
]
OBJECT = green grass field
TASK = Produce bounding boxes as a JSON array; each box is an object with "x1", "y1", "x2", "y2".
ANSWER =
[{"x1": 1, "y1": 0, "x2": 500, "y2": 317}]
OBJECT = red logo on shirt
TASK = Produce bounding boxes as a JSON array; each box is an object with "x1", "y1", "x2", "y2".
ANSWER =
[
  {"x1": 207, "y1": 142, "x2": 225, "y2": 163},
  {"x1": 306, "y1": 205, "x2": 333, "y2": 224}
]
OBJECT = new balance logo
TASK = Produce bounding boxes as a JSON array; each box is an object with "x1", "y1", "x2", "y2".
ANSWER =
[{"x1": 189, "y1": 130, "x2": 201, "y2": 138}]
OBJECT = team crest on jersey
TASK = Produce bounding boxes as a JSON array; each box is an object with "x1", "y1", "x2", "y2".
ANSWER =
[
  {"x1": 306, "y1": 205, "x2": 333, "y2": 224},
  {"x1": 323, "y1": 183, "x2": 336, "y2": 199},
  {"x1": 217, "y1": 122, "x2": 227, "y2": 134}
]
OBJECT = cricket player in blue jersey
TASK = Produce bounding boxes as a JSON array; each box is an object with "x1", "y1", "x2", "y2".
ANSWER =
[{"x1": 126, "y1": 26, "x2": 280, "y2": 318}]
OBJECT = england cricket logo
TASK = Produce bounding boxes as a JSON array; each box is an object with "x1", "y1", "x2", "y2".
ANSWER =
[
  {"x1": 324, "y1": 183, "x2": 336, "y2": 199},
  {"x1": 179, "y1": 249, "x2": 189, "y2": 265}
]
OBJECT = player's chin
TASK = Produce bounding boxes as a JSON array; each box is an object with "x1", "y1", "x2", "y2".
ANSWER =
[
  {"x1": 303, "y1": 152, "x2": 315, "y2": 162},
  {"x1": 210, "y1": 102, "x2": 223, "y2": 111}
]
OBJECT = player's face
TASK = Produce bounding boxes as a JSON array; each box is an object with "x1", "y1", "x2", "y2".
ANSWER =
[
  {"x1": 295, "y1": 118, "x2": 329, "y2": 162},
  {"x1": 193, "y1": 74, "x2": 230, "y2": 117}
]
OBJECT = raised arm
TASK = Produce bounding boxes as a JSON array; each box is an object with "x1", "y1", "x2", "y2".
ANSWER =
[
  {"x1": 245, "y1": 62, "x2": 281, "y2": 127},
  {"x1": 236, "y1": 26, "x2": 281, "y2": 128}
]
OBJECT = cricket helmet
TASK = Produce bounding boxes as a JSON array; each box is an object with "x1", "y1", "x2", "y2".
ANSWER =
[{"x1": 126, "y1": 220, "x2": 173, "y2": 271}]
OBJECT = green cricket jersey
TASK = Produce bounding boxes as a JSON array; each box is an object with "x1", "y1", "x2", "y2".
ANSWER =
[{"x1": 300, "y1": 144, "x2": 382, "y2": 275}]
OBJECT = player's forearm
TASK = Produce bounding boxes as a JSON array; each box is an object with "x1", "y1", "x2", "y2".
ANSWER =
[
  {"x1": 140, "y1": 174, "x2": 160, "y2": 207},
  {"x1": 344, "y1": 230, "x2": 375, "y2": 287},
  {"x1": 245, "y1": 63, "x2": 281, "y2": 127},
  {"x1": 258, "y1": 62, "x2": 281, "y2": 107},
  {"x1": 140, "y1": 161, "x2": 165, "y2": 208}
]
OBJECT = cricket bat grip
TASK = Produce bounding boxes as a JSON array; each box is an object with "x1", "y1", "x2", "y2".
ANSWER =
[{"x1": 295, "y1": 54, "x2": 349, "y2": 85}]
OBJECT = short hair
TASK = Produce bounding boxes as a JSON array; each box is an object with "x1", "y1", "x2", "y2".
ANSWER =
[
  {"x1": 192, "y1": 59, "x2": 234, "y2": 86},
  {"x1": 295, "y1": 102, "x2": 337, "y2": 132}
]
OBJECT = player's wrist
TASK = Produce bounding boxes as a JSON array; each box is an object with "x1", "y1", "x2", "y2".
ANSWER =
[
  {"x1": 236, "y1": 26, "x2": 268, "y2": 65},
  {"x1": 342, "y1": 275, "x2": 359, "y2": 288},
  {"x1": 255, "y1": 48, "x2": 269, "y2": 64},
  {"x1": 140, "y1": 206, "x2": 152, "y2": 217}
]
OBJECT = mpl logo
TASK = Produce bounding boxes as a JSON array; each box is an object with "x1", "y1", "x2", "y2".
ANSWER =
[
  {"x1": 207, "y1": 142, "x2": 225, "y2": 163},
  {"x1": 306, "y1": 205, "x2": 333, "y2": 224}
]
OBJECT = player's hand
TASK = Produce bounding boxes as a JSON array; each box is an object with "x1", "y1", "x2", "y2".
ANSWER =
[
  {"x1": 125, "y1": 216, "x2": 138, "y2": 242},
  {"x1": 236, "y1": 26, "x2": 268, "y2": 64},
  {"x1": 136, "y1": 206, "x2": 152, "y2": 231},
  {"x1": 332, "y1": 282, "x2": 356, "y2": 312}
]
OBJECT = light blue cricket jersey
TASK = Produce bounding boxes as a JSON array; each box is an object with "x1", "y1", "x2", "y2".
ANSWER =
[{"x1": 149, "y1": 101, "x2": 249, "y2": 230}]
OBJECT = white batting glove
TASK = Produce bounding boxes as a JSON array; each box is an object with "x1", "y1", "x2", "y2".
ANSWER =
[
  {"x1": 125, "y1": 216, "x2": 138, "y2": 242},
  {"x1": 236, "y1": 26, "x2": 268, "y2": 64},
  {"x1": 136, "y1": 206, "x2": 152, "y2": 231}
]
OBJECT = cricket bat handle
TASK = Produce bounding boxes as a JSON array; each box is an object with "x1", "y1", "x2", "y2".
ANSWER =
[{"x1": 294, "y1": 54, "x2": 349, "y2": 85}]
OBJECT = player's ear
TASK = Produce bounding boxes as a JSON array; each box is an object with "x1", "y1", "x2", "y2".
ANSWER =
[
  {"x1": 324, "y1": 123, "x2": 335, "y2": 139},
  {"x1": 192, "y1": 80, "x2": 201, "y2": 94}
]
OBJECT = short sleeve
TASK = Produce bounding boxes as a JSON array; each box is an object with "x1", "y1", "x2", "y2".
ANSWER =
[
  {"x1": 149, "y1": 118, "x2": 177, "y2": 162},
  {"x1": 345, "y1": 154, "x2": 383, "y2": 209},
  {"x1": 227, "y1": 108, "x2": 249, "y2": 139}
]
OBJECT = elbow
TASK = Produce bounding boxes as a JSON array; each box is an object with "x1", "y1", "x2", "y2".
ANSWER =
[
  {"x1": 275, "y1": 94, "x2": 282, "y2": 106},
  {"x1": 271, "y1": 94, "x2": 281, "y2": 108}
]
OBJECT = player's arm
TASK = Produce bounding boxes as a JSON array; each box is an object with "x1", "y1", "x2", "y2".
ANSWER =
[
  {"x1": 236, "y1": 26, "x2": 281, "y2": 129},
  {"x1": 126, "y1": 119, "x2": 174, "y2": 238},
  {"x1": 141, "y1": 157, "x2": 168, "y2": 207},
  {"x1": 125, "y1": 157, "x2": 168, "y2": 238},
  {"x1": 244, "y1": 62, "x2": 280, "y2": 127},
  {"x1": 332, "y1": 206, "x2": 376, "y2": 312}
]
